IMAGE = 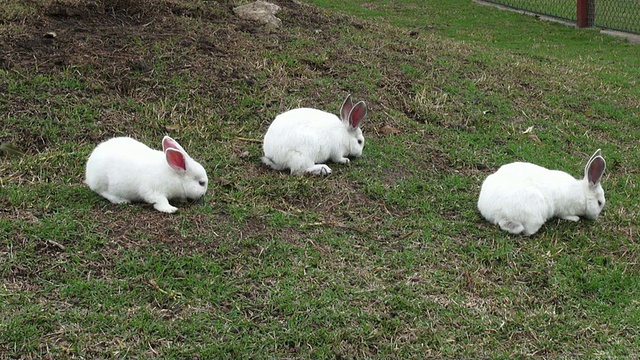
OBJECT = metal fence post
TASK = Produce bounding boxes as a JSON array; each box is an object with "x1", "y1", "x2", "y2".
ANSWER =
[
  {"x1": 577, "y1": 0, "x2": 588, "y2": 27},
  {"x1": 577, "y1": 0, "x2": 595, "y2": 28}
]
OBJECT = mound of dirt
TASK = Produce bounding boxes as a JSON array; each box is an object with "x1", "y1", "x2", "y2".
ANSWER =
[
  {"x1": 1, "y1": 0, "x2": 357, "y2": 151},
  {"x1": 0, "y1": 0, "x2": 335, "y2": 75}
]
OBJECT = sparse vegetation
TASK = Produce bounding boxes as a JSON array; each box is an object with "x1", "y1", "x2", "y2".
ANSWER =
[{"x1": 1, "y1": 0, "x2": 639, "y2": 358}]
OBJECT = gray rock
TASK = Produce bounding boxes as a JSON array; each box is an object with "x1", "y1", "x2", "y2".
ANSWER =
[{"x1": 233, "y1": 1, "x2": 282, "y2": 28}]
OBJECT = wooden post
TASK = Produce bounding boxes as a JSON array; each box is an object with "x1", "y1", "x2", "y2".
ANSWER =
[{"x1": 576, "y1": 0, "x2": 590, "y2": 28}]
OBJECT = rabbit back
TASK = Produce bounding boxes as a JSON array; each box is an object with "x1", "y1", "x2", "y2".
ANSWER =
[
  {"x1": 478, "y1": 162, "x2": 573, "y2": 235},
  {"x1": 85, "y1": 137, "x2": 164, "y2": 202}
]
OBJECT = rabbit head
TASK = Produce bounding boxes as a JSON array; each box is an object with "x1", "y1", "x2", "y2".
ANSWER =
[
  {"x1": 162, "y1": 136, "x2": 208, "y2": 202},
  {"x1": 339, "y1": 94, "x2": 367, "y2": 158}
]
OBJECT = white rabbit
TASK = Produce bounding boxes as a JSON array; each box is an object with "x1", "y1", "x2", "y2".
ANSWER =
[
  {"x1": 85, "y1": 136, "x2": 208, "y2": 213},
  {"x1": 262, "y1": 94, "x2": 367, "y2": 175},
  {"x1": 477, "y1": 149, "x2": 606, "y2": 236}
]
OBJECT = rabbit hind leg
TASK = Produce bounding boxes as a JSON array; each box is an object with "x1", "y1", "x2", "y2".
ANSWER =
[
  {"x1": 285, "y1": 152, "x2": 330, "y2": 176},
  {"x1": 305, "y1": 164, "x2": 332, "y2": 176},
  {"x1": 498, "y1": 218, "x2": 526, "y2": 235}
]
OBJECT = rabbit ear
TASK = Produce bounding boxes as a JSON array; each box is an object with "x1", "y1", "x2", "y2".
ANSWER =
[
  {"x1": 587, "y1": 149, "x2": 602, "y2": 163},
  {"x1": 348, "y1": 101, "x2": 367, "y2": 129},
  {"x1": 166, "y1": 148, "x2": 187, "y2": 172},
  {"x1": 584, "y1": 150, "x2": 605, "y2": 186},
  {"x1": 340, "y1": 94, "x2": 354, "y2": 122},
  {"x1": 162, "y1": 136, "x2": 186, "y2": 153}
]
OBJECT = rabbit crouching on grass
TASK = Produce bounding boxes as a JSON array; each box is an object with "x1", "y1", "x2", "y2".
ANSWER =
[
  {"x1": 477, "y1": 149, "x2": 606, "y2": 236},
  {"x1": 85, "y1": 136, "x2": 208, "y2": 213},
  {"x1": 262, "y1": 94, "x2": 368, "y2": 175}
]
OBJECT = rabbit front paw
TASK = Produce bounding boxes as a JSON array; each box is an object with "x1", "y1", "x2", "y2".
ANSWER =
[
  {"x1": 153, "y1": 198, "x2": 178, "y2": 213},
  {"x1": 307, "y1": 164, "x2": 332, "y2": 176},
  {"x1": 336, "y1": 157, "x2": 350, "y2": 165},
  {"x1": 561, "y1": 215, "x2": 580, "y2": 222}
]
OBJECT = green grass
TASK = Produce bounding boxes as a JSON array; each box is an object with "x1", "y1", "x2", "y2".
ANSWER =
[{"x1": 2, "y1": 0, "x2": 640, "y2": 358}]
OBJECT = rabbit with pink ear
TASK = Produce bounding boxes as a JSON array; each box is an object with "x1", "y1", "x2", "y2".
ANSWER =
[
  {"x1": 477, "y1": 149, "x2": 606, "y2": 236},
  {"x1": 262, "y1": 94, "x2": 367, "y2": 175},
  {"x1": 85, "y1": 136, "x2": 208, "y2": 213}
]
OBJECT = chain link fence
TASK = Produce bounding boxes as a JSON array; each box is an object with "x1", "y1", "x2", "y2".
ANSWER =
[
  {"x1": 595, "y1": 1, "x2": 640, "y2": 34},
  {"x1": 483, "y1": 0, "x2": 640, "y2": 35}
]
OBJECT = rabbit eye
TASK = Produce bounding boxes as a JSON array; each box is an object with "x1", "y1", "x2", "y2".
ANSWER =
[
  {"x1": 357, "y1": 139, "x2": 363, "y2": 145},
  {"x1": 199, "y1": 180, "x2": 206, "y2": 187},
  {"x1": 597, "y1": 200, "x2": 603, "y2": 207}
]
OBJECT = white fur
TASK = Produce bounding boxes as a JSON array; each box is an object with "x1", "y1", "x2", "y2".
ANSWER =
[
  {"x1": 477, "y1": 149, "x2": 606, "y2": 236},
  {"x1": 85, "y1": 136, "x2": 208, "y2": 213},
  {"x1": 262, "y1": 94, "x2": 367, "y2": 175}
]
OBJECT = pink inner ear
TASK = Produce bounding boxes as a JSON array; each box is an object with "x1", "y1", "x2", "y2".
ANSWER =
[
  {"x1": 162, "y1": 137, "x2": 179, "y2": 152},
  {"x1": 166, "y1": 149, "x2": 187, "y2": 171},
  {"x1": 588, "y1": 157, "x2": 605, "y2": 184},
  {"x1": 349, "y1": 102, "x2": 367, "y2": 128},
  {"x1": 340, "y1": 95, "x2": 354, "y2": 122}
]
